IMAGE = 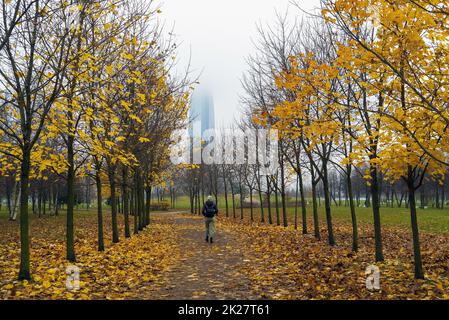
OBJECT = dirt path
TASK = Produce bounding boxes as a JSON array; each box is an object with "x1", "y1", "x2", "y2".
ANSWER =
[{"x1": 151, "y1": 212, "x2": 255, "y2": 300}]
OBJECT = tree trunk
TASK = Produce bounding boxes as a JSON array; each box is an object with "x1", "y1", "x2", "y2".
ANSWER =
[
  {"x1": 274, "y1": 185, "x2": 280, "y2": 226},
  {"x1": 280, "y1": 149, "x2": 287, "y2": 227},
  {"x1": 294, "y1": 174, "x2": 299, "y2": 230},
  {"x1": 66, "y1": 136, "x2": 76, "y2": 262},
  {"x1": 298, "y1": 168, "x2": 307, "y2": 234},
  {"x1": 145, "y1": 185, "x2": 151, "y2": 226},
  {"x1": 193, "y1": 187, "x2": 197, "y2": 215},
  {"x1": 322, "y1": 162, "x2": 335, "y2": 245},
  {"x1": 95, "y1": 171, "x2": 105, "y2": 251},
  {"x1": 365, "y1": 184, "x2": 371, "y2": 207},
  {"x1": 189, "y1": 186, "x2": 194, "y2": 214},
  {"x1": 408, "y1": 173, "x2": 424, "y2": 279},
  {"x1": 197, "y1": 187, "x2": 201, "y2": 215},
  {"x1": 11, "y1": 182, "x2": 20, "y2": 221},
  {"x1": 370, "y1": 162, "x2": 384, "y2": 261},
  {"x1": 239, "y1": 174, "x2": 244, "y2": 220},
  {"x1": 122, "y1": 167, "x2": 130, "y2": 238},
  {"x1": 441, "y1": 181, "x2": 445, "y2": 209},
  {"x1": 18, "y1": 148, "x2": 31, "y2": 280},
  {"x1": 132, "y1": 183, "x2": 138, "y2": 235},
  {"x1": 267, "y1": 193, "x2": 272, "y2": 225},
  {"x1": 311, "y1": 165, "x2": 320, "y2": 240},
  {"x1": 258, "y1": 187, "x2": 265, "y2": 224},
  {"x1": 223, "y1": 169, "x2": 229, "y2": 217},
  {"x1": 53, "y1": 190, "x2": 59, "y2": 216},
  {"x1": 31, "y1": 190, "x2": 36, "y2": 215},
  {"x1": 138, "y1": 174, "x2": 144, "y2": 230},
  {"x1": 231, "y1": 186, "x2": 236, "y2": 219},
  {"x1": 347, "y1": 166, "x2": 358, "y2": 252},
  {"x1": 109, "y1": 166, "x2": 119, "y2": 243},
  {"x1": 249, "y1": 188, "x2": 254, "y2": 222}
]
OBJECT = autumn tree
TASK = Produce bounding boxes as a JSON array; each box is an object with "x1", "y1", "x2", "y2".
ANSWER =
[{"x1": 0, "y1": 0, "x2": 78, "y2": 280}]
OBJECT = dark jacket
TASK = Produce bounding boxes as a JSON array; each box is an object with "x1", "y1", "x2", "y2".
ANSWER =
[{"x1": 202, "y1": 200, "x2": 218, "y2": 217}]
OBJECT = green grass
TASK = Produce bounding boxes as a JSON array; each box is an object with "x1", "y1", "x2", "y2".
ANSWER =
[
  {"x1": 0, "y1": 206, "x2": 99, "y2": 220},
  {"x1": 172, "y1": 195, "x2": 449, "y2": 235},
  {"x1": 0, "y1": 208, "x2": 7, "y2": 219},
  {"x1": 292, "y1": 205, "x2": 449, "y2": 235},
  {"x1": 2, "y1": 196, "x2": 448, "y2": 235}
]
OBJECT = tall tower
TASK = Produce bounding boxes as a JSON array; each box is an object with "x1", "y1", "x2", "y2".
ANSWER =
[{"x1": 189, "y1": 88, "x2": 215, "y2": 138}]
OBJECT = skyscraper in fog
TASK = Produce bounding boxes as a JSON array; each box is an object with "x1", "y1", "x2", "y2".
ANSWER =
[{"x1": 189, "y1": 88, "x2": 215, "y2": 138}]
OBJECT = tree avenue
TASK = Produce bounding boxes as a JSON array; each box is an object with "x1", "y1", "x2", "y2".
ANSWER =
[
  {"x1": 1, "y1": 0, "x2": 449, "y2": 300},
  {"x1": 247, "y1": 0, "x2": 449, "y2": 279},
  {"x1": 0, "y1": 0, "x2": 190, "y2": 281}
]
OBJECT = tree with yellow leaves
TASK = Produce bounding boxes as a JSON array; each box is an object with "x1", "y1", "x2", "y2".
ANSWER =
[
  {"x1": 322, "y1": 0, "x2": 449, "y2": 166},
  {"x1": 0, "y1": 0, "x2": 83, "y2": 280},
  {"x1": 0, "y1": 0, "x2": 192, "y2": 281},
  {"x1": 322, "y1": 0, "x2": 449, "y2": 278},
  {"x1": 266, "y1": 22, "x2": 343, "y2": 245}
]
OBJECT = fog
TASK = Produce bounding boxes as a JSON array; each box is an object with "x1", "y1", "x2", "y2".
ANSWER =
[{"x1": 162, "y1": 0, "x2": 319, "y2": 127}]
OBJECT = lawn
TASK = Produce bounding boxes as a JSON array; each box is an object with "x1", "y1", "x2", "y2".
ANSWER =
[
  {"x1": 172, "y1": 195, "x2": 449, "y2": 235},
  {"x1": 2, "y1": 196, "x2": 448, "y2": 235}
]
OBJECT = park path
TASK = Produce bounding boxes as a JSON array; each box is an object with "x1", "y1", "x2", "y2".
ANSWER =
[{"x1": 150, "y1": 212, "x2": 256, "y2": 300}]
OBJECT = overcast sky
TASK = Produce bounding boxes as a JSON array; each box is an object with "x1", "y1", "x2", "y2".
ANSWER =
[{"x1": 162, "y1": 0, "x2": 319, "y2": 127}]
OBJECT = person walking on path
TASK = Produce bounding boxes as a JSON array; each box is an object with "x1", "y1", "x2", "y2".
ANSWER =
[{"x1": 202, "y1": 196, "x2": 218, "y2": 243}]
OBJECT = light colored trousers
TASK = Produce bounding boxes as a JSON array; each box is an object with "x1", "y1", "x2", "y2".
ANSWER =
[{"x1": 205, "y1": 217, "x2": 216, "y2": 238}]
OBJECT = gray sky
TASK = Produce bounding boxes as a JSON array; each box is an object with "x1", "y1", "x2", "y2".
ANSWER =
[{"x1": 162, "y1": 0, "x2": 319, "y2": 127}]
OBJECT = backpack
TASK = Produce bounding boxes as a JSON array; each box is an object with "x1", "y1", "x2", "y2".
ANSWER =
[{"x1": 204, "y1": 203, "x2": 216, "y2": 218}]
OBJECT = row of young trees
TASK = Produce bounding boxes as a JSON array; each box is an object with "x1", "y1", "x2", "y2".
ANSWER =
[
  {"x1": 0, "y1": 0, "x2": 191, "y2": 280},
  {"x1": 175, "y1": 0, "x2": 449, "y2": 280},
  {"x1": 247, "y1": 0, "x2": 449, "y2": 279},
  {"x1": 177, "y1": 144, "x2": 449, "y2": 221}
]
